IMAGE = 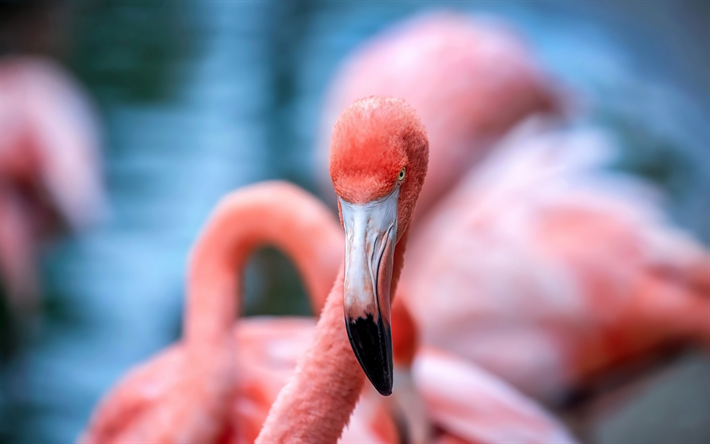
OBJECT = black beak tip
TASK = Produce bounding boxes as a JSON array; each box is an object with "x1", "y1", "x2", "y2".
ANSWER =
[{"x1": 345, "y1": 314, "x2": 394, "y2": 396}]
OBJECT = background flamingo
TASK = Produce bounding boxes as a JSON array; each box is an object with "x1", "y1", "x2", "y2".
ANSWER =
[
  {"x1": 0, "y1": 56, "x2": 105, "y2": 313},
  {"x1": 404, "y1": 123, "x2": 710, "y2": 405},
  {"x1": 317, "y1": 11, "x2": 710, "y2": 415}
]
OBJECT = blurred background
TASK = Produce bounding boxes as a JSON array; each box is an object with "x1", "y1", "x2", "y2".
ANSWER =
[{"x1": 0, "y1": 1, "x2": 708, "y2": 443}]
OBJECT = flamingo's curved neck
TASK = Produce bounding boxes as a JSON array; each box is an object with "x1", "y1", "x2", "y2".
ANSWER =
[
  {"x1": 184, "y1": 182, "x2": 342, "y2": 345},
  {"x1": 256, "y1": 234, "x2": 408, "y2": 444}
]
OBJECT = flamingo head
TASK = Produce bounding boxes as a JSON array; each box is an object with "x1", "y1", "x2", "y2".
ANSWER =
[{"x1": 330, "y1": 96, "x2": 428, "y2": 395}]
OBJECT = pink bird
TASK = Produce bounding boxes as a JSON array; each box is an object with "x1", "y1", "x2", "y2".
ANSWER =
[
  {"x1": 0, "y1": 56, "x2": 105, "y2": 312},
  {"x1": 79, "y1": 181, "x2": 401, "y2": 444},
  {"x1": 84, "y1": 98, "x2": 581, "y2": 444},
  {"x1": 403, "y1": 125, "x2": 710, "y2": 405},
  {"x1": 258, "y1": 96, "x2": 579, "y2": 444},
  {"x1": 317, "y1": 11, "x2": 710, "y2": 412}
]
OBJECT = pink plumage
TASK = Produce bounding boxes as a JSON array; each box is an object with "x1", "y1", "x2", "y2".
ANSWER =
[
  {"x1": 0, "y1": 56, "x2": 105, "y2": 312},
  {"x1": 404, "y1": 124, "x2": 710, "y2": 404}
]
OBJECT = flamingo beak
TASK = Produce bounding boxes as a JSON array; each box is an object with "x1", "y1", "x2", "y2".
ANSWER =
[{"x1": 339, "y1": 188, "x2": 399, "y2": 396}]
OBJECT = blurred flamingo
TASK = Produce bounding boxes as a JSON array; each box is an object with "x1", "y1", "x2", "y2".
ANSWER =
[
  {"x1": 79, "y1": 181, "x2": 401, "y2": 444},
  {"x1": 0, "y1": 56, "x2": 105, "y2": 312},
  {"x1": 318, "y1": 11, "x2": 710, "y2": 412},
  {"x1": 404, "y1": 124, "x2": 710, "y2": 406},
  {"x1": 258, "y1": 97, "x2": 579, "y2": 444}
]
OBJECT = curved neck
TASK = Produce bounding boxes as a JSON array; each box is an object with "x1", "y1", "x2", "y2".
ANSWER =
[
  {"x1": 184, "y1": 182, "x2": 342, "y2": 345},
  {"x1": 256, "y1": 233, "x2": 408, "y2": 443}
]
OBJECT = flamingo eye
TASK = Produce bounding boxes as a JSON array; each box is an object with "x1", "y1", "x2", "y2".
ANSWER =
[{"x1": 397, "y1": 168, "x2": 406, "y2": 182}]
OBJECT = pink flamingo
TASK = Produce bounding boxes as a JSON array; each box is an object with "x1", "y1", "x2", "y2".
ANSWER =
[
  {"x1": 255, "y1": 96, "x2": 429, "y2": 443},
  {"x1": 84, "y1": 98, "x2": 580, "y2": 444},
  {"x1": 257, "y1": 97, "x2": 580, "y2": 444},
  {"x1": 79, "y1": 181, "x2": 401, "y2": 444},
  {"x1": 317, "y1": 11, "x2": 710, "y2": 411},
  {"x1": 404, "y1": 125, "x2": 710, "y2": 405},
  {"x1": 0, "y1": 56, "x2": 105, "y2": 312}
]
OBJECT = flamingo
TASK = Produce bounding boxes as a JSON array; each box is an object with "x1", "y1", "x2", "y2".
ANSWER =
[
  {"x1": 79, "y1": 181, "x2": 401, "y2": 444},
  {"x1": 403, "y1": 124, "x2": 710, "y2": 405},
  {"x1": 84, "y1": 99, "x2": 581, "y2": 444},
  {"x1": 257, "y1": 97, "x2": 580, "y2": 444},
  {"x1": 0, "y1": 56, "x2": 105, "y2": 313},
  {"x1": 317, "y1": 11, "x2": 710, "y2": 410},
  {"x1": 255, "y1": 96, "x2": 429, "y2": 443}
]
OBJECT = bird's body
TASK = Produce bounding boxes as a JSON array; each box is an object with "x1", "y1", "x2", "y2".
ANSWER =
[
  {"x1": 0, "y1": 56, "x2": 105, "y2": 311},
  {"x1": 404, "y1": 124, "x2": 710, "y2": 404}
]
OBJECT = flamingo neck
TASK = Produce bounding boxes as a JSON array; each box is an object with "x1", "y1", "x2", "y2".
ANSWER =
[
  {"x1": 184, "y1": 182, "x2": 342, "y2": 346},
  {"x1": 256, "y1": 233, "x2": 408, "y2": 443}
]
